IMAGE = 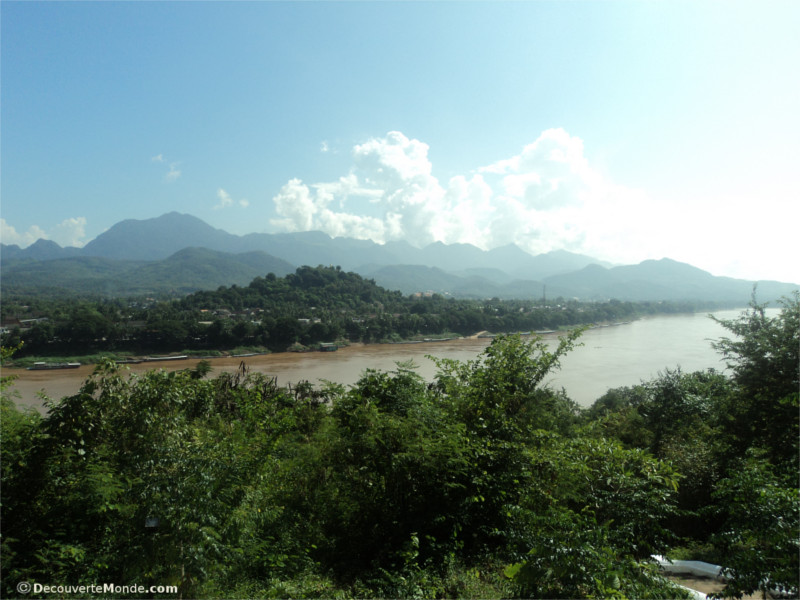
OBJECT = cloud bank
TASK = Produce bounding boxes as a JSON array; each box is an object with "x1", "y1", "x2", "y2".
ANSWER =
[
  {"x1": 1, "y1": 217, "x2": 88, "y2": 248},
  {"x1": 270, "y1": 129, "x2": 656, "y2": 263}
]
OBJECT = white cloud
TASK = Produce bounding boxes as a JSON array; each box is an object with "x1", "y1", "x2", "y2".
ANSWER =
[
  {"x1": 165, "y1": 163, "x2": 181, "y2": 182},
  {"x1": 353, "y1": 131, "x2": 434, "y2": 183},
  {"x1": 267, "y1": 129, "x2": 698, "y2": 267},
  {"x1": 1, "y1": 217, "x2": 87, "y2": 248},
  {"x1": 271, "y1": 179, "x2": 318, "y2": 231},
  {"x1": 51, "y1": 217, "x2": 88, "y2": 247},
  {"x1": 215, "y1": 188, "x2": 250, "y2": 210},
  {"x1": 215, "y1": 188, "x2": 233, "y2": 210},
  {"x1": 272, "y1": 133, "x2": 450, "y2": 246},
  {"x1": 152, "y1": 154, "x2": 181, "y2": 181},
  {"x1": 1, "y1": 219, "x2": 47, "y2": 247}
]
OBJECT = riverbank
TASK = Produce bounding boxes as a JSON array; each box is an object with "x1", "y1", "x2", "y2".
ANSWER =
[
  {"x1": 3, "y1": 310, "x2": 748, "y2": 413},
  {"x1": 5, "y1": 320, "x2": 611, "y2": 370},
  {"x1": 3, "y1": 346, "x2": 270, "y2": 370},
  {"x1": 3, "y1": 329, "x2": 569, "y2": 412}
]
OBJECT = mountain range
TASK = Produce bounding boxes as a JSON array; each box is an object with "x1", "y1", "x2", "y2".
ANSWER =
[{"x1": 2, "y1": 212, "x2": 797, "y2": 303}]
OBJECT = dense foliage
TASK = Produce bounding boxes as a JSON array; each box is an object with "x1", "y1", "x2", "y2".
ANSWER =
[
  {"x1": 584, "y1": 293, "x2": 799, "y2": 598},
  {"x1": 1, "y1": 293, "x2": 797, "y2": 599},
  {"x1": 2, "y1": 265, "x2": 722, "y2": 360}
]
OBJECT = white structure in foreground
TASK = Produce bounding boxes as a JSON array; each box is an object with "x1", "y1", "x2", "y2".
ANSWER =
[{"x1": 654, "y1": 556, "x2": 723, "y2": 599}]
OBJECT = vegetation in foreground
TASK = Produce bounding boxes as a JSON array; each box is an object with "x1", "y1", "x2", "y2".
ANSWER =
[{"x1": 1, "y1": 293, "x2": 797, "y2": 599}]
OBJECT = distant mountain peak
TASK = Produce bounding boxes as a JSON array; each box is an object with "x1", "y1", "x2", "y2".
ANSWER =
[
  {"x1": 6, "y1": 211, "x2": 793, "y2": 302},
  {"x1": 81, "y1": 212, "x2": 238, "y2": 261},
  {"x1": 29, "y1": 238, "x2": 63, "y2": 250},
  {"x1": 580, "y1": 263, "x2": 609, "y2": 272},
  {"x1": 1, "y1": 237, "x2": 81, "y2": 261}
]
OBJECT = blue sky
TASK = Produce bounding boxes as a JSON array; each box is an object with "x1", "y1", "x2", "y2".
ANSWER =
[{"x1": 2, "y1": 1, "x2": 798, "y2": 283}]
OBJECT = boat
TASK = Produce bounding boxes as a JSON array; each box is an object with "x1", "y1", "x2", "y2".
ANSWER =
[
  {"x1": 143, "y1": 355, "x2": 189, "y2": 362},
  {"x1": 28, "y1": 362, "x2": 81, "y2": 370}
]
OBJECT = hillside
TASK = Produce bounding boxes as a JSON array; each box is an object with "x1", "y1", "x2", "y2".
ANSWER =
[
  {"x1": 0, "y1": 256, "x2": 146, "y2": 297},
  {"x1": 2, "y1": 212, "x2": 798, "y2": 303},
  {"x1": 81, "y1": 212, "x2": 239, "y2": 260},
  {"x1": 1, "y1": 248, "x2": 294, "y2": 297},
  {"x1": 542, "y1": 259, "x2": 797, "y2": 303}
]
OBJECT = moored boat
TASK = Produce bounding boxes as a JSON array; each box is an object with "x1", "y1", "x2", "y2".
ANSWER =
[{"x1": 28, "y1": 361, "x2": 81, "y2": 370}]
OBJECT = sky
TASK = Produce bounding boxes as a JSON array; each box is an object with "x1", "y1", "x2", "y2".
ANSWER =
[{"x1": 1, "y1": 1, "x2": 798, "y2": 283}]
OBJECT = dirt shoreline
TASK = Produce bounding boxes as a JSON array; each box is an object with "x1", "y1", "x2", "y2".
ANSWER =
[
  {"x1": 3, "y1": 333, "x2": 517, "y2": 411},
  {"x1": 3, "y1": 338, "x2": 491, "y2": 413}
]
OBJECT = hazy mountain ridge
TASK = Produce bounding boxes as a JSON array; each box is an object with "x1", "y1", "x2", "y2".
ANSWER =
[
  {"x1": 6, "y1": 212, "x2": 605, "y2": 277},
  {"x1": 541, "y1": 259, "x2": 797, "y2": 303},
  {"x1": 124, "y1": 248, "x2": 295, "y2": 294},
  {"x1": 1, "y1": 239, "x2": 83, "y2": 262},
  {"x1": 81, "y1": 212, "x2": 239, "y2": 261},
  {"x1": 1, "y1": 247, "x2": 294, "y2": 297},
  {"x1": 2, "y1": 212, "x2": 798, "y2": 302}
]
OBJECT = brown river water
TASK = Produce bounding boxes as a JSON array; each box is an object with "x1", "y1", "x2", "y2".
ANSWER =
[{"x1": 4, "y1": 309, "x2": 755, "y2": 412}]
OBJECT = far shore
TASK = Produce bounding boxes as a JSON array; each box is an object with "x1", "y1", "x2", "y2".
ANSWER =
[
  {"x1": 3, "y1": 328, "x2": 580, "y2": 413},
  {"x1": 3, "y1": 322, "x2": 607, "y2": 372},
  {"x1": 3, "y1": 320, "x2": 642, "y2": 413},
  {"x1": 3, "y1": 337, "x2": 485, "y2": 413}
]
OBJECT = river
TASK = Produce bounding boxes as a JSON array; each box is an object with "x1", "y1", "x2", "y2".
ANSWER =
[{"x1": 4, "y1": 309, "x2": 763, "y2": 412}]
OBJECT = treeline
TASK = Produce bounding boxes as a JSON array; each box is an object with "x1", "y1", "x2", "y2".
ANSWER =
[
  {"x1": 2, "y1": 265, "x2": 723, "y2": 359},
  {"x1": 1, "y1": 295, "x2": 797, "y2": 599}
]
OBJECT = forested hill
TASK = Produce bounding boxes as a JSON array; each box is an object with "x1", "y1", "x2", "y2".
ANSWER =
[
  {"x1": 3, "y1": 265, "x2": 729, "y2": 360},
  {"x1": 0, "y1": 247, "x2": 295, "y2": 299},
  {"x1": 180, "y1": 265, "x2": 405, "y2": 313}
]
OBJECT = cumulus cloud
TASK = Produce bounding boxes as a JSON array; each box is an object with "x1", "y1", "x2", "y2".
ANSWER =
[
  {"x1": 269, "y1": 129, "x2": 661, "y2": 263},
  {"x1": 1, "y1": 219, "x2": 47, "y2": 247},
  {"x1": 1, "y1": 217, "x2": 87, "y2": 248},
  {"x1": 271, "y1": 179, "x2": 317, "y2": 230},
  {"x1": 51, "y1": 217, "x2": 88, "y2": 247}
]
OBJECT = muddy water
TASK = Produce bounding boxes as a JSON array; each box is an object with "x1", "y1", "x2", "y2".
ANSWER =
[
  {"x1": 5, "y1": 309, "x2": 753, "y2": 412},
  {"x1": 6, "y1": 339, "x2": 495, "y2": 412}
]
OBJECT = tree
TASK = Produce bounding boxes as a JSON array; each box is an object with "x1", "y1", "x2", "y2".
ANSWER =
[
  {"x1": 505, "y1": 433, "x2": 686, "y2": 599},
  {"x1": 710, "y1": 450, "x2": 799, "y2": 599},
  {"x1": 279, "y1": 364, "x2": 470, "y2": 577},
  {"x1": 0, "y1": 361, "x2": 295, "y2": 598},
  {"x1": 426, "y1": 332, "x2": 585, "y2": 559},
  {"x1": 713, "y1": 292, "x2": 800, "y2": 597},
  {"x1": 712, "y1": 292, "x2": 799, "y2": 468},
  {"x1": 59, "y1": 304, "x2": 114, "y2": 348}
]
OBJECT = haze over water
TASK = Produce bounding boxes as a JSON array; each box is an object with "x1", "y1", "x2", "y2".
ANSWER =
[{"x1": 10, "y1": 309, "x2": 766, "y2": 411}]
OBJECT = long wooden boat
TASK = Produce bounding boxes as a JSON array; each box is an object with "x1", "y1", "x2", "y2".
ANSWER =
[{"x1": 28, "y1": 361, "x2": 81, "y2": 370}]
